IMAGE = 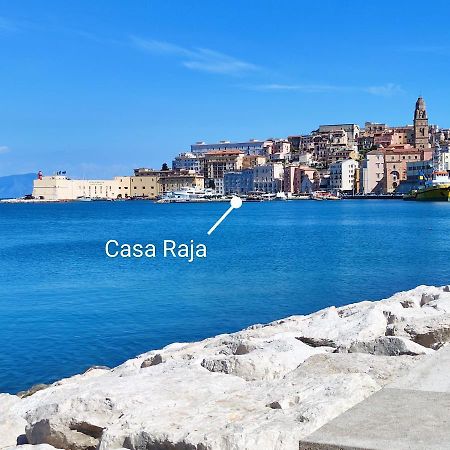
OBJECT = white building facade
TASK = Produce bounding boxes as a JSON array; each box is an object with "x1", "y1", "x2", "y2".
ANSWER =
[
  {"x1": 329, "y1": 159, "x2": 358, "y2": 192},
  {"x1": 359, "y1": 150, "x2": 384, "y2": 194},
  {"x1": 172, "y1": 152, "x2": 204, "y2": 173},
  {"x1": 253, "y1": 163, "x2": 284, "y2": 193},
  {"x1": 191, "y1": 139, "x2": 270, "y2": 156},
  {"x1": 32, "y1": 176, "x2": 131, "y2": 200}
]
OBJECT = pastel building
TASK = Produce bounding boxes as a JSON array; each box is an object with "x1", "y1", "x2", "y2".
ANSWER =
[
  {"x1": 159, "y1": 170, "x2": 204, "y2": 193},
  {"x1": 284, "y1": 164, "x2": 318, "y2": 194},
  {"x1": 266, "y1": 139, "x2": 291, "y2": 159},
  {"x1": 253, "y1": 163, "x2": 284, "y2": 193},
  {"x1": 318, "y1": 124, "x2": 360, "y2": 144},
  {"x1": 383, "y1": 145, "x2": 432, "y2": 192},
  {"x1": 32, "y1": 175, "x2": 131, "y2": 200},
  {"x1": 359, "y1": 150, "x2": 385, "y2": 194},
  {"x1": 132, "y1": 168, "x2": 167, "y2": 198},
  {"x1": 435, "y1": 146, "x2": 450, "y2": 170},
  {"x1": 191, "y1": 139, "x2": 270, "y2": 156},
  {"x1": 223, "y1": 169, "x2": 254, "y2": 194},
  {"x1": 172, "y1": 152, "x2": 204, "y2": 173},
  {"x1": 242, "y1": 155, "x2": 268, "y2": 169},
  {"x1": 329, "y1": 159, "x2": 359, "y2": 193},
  {"x1": 204, "y1": 150, "x2": 245, "y2": 194}
]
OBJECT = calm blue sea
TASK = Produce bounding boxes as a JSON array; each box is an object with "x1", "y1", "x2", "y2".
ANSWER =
[{"x1": 1, "y1": 200, "x2": 449, "y2": 393}]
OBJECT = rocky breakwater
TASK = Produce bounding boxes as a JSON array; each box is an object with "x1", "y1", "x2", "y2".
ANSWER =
[{"x1": 1, "y1": 285, "x2": 450, "y2": 450}]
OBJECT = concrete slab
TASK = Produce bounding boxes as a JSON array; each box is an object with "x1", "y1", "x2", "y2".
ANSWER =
[
  {"x1": 299, "y1": 388, "x2": 450, "y2": 450},
  {"x1": 299, "y1": 346, "x2": 450, "y2": 450},
  {"x1": 389, "y1": 344, "x2": 450, "y2": 393}
]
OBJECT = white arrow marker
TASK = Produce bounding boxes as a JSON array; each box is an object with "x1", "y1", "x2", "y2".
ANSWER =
[{"x1": 207, "y1": 196, "x2": 243, "y2": 235}]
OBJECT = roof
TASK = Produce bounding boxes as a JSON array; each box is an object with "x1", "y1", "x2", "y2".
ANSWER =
[
  {"x1": 205, "y1": 150, "x2": 244, "y2": 156},
  {"x1": 384, "y1": 145, "x2": 422, "y2": 153}
]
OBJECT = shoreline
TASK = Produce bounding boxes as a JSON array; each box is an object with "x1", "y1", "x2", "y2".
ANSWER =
[
  {"x1": 0, "y1": 195, "x2": 405, "y2": 204},
  {"x1": 1, "y1": 284, "x2": 450, "y2": 449}
]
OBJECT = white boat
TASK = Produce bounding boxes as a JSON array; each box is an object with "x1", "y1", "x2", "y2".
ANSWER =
[
  {"x1": 158, "y1": 187, "x2": 216, "y2": 203},
  {"x1": 275, "y1": 192, "x2": 288, "y2": 201},
  {"x1": 311, "y1": 191, "x2": 341, "y2": 201},
  {"x1": 291, "y1": 194, "x2": 311, "y2": 200},
  {"x1": 326, "y1": 195, "x2": 341, "y2": 201},
  {"x1": 261, "y1": 193, "x2": 276, "y2": 201}
]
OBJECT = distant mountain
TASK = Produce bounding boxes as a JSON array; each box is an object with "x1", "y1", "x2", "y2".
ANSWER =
[{"x1": 0, "y1": 173, "x2": 36, "y2": 199}]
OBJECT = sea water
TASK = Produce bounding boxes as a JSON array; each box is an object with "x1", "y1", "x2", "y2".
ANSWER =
[{"x1": 0, "y1": 200, "x2": 449, "y2": 393}]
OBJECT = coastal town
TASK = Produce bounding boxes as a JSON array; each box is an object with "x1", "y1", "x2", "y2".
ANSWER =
[{"x1": 21, "y1": 97, "x2": 450, "y2": 202}]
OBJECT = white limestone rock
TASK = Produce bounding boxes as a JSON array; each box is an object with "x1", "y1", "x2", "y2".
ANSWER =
[
  {"x1": 346, "y1": 336, "x2": 434, "y2": 356},
  {"x1": 5, "y1": 445, "x2": 64, "y2": 450},
  {"x1": 200, "y1": 335, "x2": 326, "y2": 381},
  {"x1": 0, "y1": 394, "x2": 28, "y2": 448},
  {"x1": 403, "y1": 314, "x2": 450, "y2": 348},
  {"x1": 1, "y1": 285, "x2": 450, "y2": 450}
]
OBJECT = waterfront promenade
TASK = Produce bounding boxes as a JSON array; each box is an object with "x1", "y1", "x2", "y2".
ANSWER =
[{"x1": 299, "y1": 344, "x2": 450, "y2": 450}]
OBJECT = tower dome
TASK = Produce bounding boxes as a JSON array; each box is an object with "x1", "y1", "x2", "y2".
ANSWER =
[{"x1": 416, "y1": 96, "x2": 426, "y2": 110}]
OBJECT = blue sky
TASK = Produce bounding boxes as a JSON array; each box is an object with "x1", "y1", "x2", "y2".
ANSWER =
[{"x1": 1, "y1": 0, "x2": 450, "y2": 177}]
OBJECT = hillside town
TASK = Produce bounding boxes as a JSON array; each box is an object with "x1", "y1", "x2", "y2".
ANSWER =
[{"x1": 29, "y1": 97, "x2": 450, "y2": 201}]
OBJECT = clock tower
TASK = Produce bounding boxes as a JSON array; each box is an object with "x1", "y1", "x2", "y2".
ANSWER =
[{"x1": 414, "y1": 96, "x2": 429, "y2": 149}]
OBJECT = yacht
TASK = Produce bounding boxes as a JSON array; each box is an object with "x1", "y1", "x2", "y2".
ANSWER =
[{"x1": 157, "y1": 187, "x2": 215, "y2": 203}]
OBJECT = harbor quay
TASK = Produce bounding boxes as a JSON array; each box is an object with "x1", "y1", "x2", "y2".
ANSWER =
[{"x1": 18, "y1": 96, "x2": 450, "y2": 203}]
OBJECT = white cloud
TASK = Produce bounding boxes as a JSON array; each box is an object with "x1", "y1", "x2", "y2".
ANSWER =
[
  {"x1": 364, "y1": 83, "x2": 404, "y2": 96},
  {"x1": 250, "y1": 82, "x2": 403, "y2": 96},
  {"x1": 130, "y1": 36, "x2": 258, "y2": 75},
  {"x1": 0, "y1": 146, "x2": 10, "y2": 154},
  {"x1": 130, "y1": 37, "x2": 187, "y2": 56},
  {"x1": 252, "y1": 84, "x2": 346, "y2": 93}
]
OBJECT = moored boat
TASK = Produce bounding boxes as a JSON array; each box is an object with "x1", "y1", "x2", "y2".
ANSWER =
[
  {"x1": 291, "y1": 194, "x2": 310, "y2": 200},
  {"x1": 326, "y1": 194, "x2": 341, "y2": 200},
  {"x1": 157, "y1": 187, "x2": 216, "y2": 203},
  {"x1": 275, "y1": 192, "x2": 287, "y2": 201},
  {"x1": 404, "y1": 171, "x2": 450, "y2": 202},
  {"x1": 311, "y1": 190, "x2": 341, "y2": 201},
  {"x1": 245, "y1": 191, "x2": 264, "y2": 202}
]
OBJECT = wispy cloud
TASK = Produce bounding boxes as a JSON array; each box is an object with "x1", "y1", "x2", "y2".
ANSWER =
[
  {"x1": 130, "y1": 36, "x2": 259, "y2": 75},
  {"x1": 0, "y1": 146, "x2": 11, "y2": 154},
  {"x1": 0, "y1": 16, "x2": 18, "y2": 33},
  {"x1": 252, "y1": 84, "x2": 346, "y2": 93},
  {"x1": 68, "y1": 29, "x2": 123, "y2": 46},
  {"x1": 364, "y1": 83, "x2": 404, "y2": 96},
  {"x1": 397, "y1": 45, "x2": 450, "y2": 56},
  {"x1": 250, "y1": 82, "x2": 403, "y2": 96}
]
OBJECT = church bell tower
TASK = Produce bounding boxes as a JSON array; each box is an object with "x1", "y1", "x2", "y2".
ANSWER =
[{"x1": 414, "y1": 96, "x2": 429, "y2": 149}]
